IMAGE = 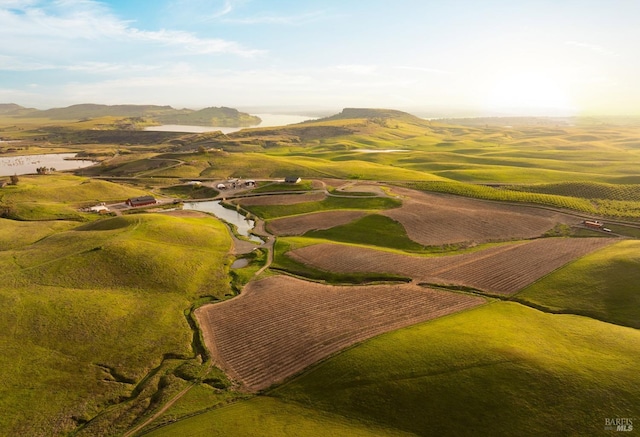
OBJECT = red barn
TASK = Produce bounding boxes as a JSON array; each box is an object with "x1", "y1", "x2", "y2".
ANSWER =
[{"x1": 126, "y1": 196, "x2": 156, "y2": 207}]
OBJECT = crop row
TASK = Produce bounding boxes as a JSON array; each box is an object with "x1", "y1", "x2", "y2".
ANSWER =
[
  {"x1": 405, "y1": 181, "x2": 640, "y2": 219},
  {"x1": 288, "y1": 238, "x2": 615, "y2": 295},
  {"x1": 196, "y1": 276, "x2": 483, "y2": 391},
  {"x1": 505, "y1": 181, "x2": 640, "y2": 201}
]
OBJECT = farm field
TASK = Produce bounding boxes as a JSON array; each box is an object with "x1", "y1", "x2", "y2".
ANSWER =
[
  {"x1": 151, "y1": 302, "x2": 640, "y2": 437},
  {"x1": 382, "y1": 186, "x2": 578, "y2": 245},
  {"x1": 195, "y1": 275, "x2": 484, "y2": 391},
  {"x1": 287, "y1": 238, "x2": 615, "y2": 295}
]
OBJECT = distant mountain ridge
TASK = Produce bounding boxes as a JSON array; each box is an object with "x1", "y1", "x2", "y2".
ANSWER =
[
  {"x1": 0, "y1": 103, "x2": 33, "y2": 115},
  {"x1": 0, "y1": 103, "x2": 261, "y2": 127},
  {"x1": 320, "y1": 107, "x2": 426, "y2": 123}
]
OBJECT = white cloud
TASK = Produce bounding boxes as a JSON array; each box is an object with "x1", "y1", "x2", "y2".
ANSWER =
[
  {"x1": 565, "y1": 41, "x2": 619, "y2": 57},
  {"x1": 0, "y1": 0, "x2": 263, "y2": 63},
  {"x1": 209, "y1": 0, "x2": 235, "y2": 19},
  {"x1": 127, "y1": 28, "x2": 263, "y2": 56}
]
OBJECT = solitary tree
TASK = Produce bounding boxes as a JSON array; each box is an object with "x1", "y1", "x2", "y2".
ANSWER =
[{"x1": 10, "y1": 174, "x2": 19, "y2": 185}]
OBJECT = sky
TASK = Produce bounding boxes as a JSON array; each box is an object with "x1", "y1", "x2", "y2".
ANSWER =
[{"x1": 1, "y1": 0, "x2": 639, "y2": 116}]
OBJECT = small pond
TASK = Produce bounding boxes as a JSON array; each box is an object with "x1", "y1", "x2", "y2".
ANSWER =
[
  {"x1": 0, "y1": 153, "x2": 97, "y2": 177},
  {"x1": 182, "y1": 200, "x2": 263, "y2": 243},
  {"x1": 230, "y1": 258, "x2": 250, "y2": 269}
]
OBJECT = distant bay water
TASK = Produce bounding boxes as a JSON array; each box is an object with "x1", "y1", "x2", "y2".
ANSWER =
[{"x1": 144, "y1": 113, "x2": 314, "y2": 134}]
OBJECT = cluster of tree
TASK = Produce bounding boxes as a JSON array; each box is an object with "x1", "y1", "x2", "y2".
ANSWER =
[{"x1": 36, "y1": 166, "x2": 55, "y2": 174}]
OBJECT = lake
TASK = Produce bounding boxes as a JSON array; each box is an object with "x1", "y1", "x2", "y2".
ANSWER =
[
  {"x1": 145, "y1": 113, "x2": 315, "y2": 134},
  {"x1": 0, "y1": 153, "x2": 97, "y2": 177},
  {"x1": 182, "y1": 200, "x2": 262, "y2": 243}
]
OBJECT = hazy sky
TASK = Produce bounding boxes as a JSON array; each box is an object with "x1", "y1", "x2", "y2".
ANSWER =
[{"x1": 1, "y1": 0, "x2": 639, "y2": 116}]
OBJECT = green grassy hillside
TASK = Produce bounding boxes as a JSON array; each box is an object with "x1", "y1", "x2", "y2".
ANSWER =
[
  {"x1": 149, "y1": 302, "x2": 640, "y2": 436},
  {"x1": 0, "y1": 218, "x2": 77, "y2": 250},
  {"x1": 245, "y1": 196, "x2": 401, "y2": 220},
  {"x1": 0, "y1": 213, "x2": 233, "y2": 436},
  {"x1": 304, "y1": 214, "x2": 425, "y2": 252},
  {"x1": 146, "y1": 396, "x2": 412, "y2": 437},
  {"x1": 0, "y1": 174, "x2": 150, "y2": 220},
  {"x1": 516, "y1": 240, "x2": 640, "y2": 328}
]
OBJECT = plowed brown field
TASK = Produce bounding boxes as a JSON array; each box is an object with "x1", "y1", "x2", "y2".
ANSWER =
[
  {"x1": 196, "y1": 276, "x2": 484, "y2": 391},
  {"x1": 383, "y1": 186, "x2": 576, "y2": 245},
  {"x1": 288, "y1": 238, "x2": 615, "y2": 295},
  {"x1": 235, "y1": 192, "x2": 326, "y2": 206},
  {"x1": 267, "y1": 210, "x2": 367, "y2": 235}
]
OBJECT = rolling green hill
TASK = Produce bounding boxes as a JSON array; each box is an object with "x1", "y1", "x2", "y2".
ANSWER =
[
  {"x1": 0, "y1": 174, "x2": 150, "y2": 220},
  {"x1": 0, "y1": 213, "x2": 233, "y2": 436},
  {"x1": 149, "y1": 302, "x2": 640, "y2": 436}
]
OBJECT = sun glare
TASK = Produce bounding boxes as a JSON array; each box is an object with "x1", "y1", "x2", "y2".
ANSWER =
[{"x1": 484, "y1": 73, "x2": 576, "y2": 115}]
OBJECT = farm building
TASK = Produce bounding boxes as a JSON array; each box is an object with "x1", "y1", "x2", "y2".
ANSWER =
[
  {"x1": 245, "y1": 180, "x2": 256, "y2": 187},
  {"x1": 89, "y1": 203, "x2": 109, "y2": 213},
  {"x1": 126, "y1": 196, "x2": 156, "y2": 207},
  {"x1": 186, "y1": 181, "x2": 202, "y2": 186},
  {"x1": 217, "y1": 183, "x2": 227, "y2": 190},
  {"x1": 285, "y1": 176, "x2": 302, "y2": 184}
]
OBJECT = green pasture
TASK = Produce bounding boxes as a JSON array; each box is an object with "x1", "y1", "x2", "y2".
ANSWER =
[
  {"x1": 517, "y1": 240, "x2": 640, "y2": 328},
  {"x1": 154, "y1": 151, "x2": 446, "y2": 182},
  {"x1": 270, "y1": 302, "x2": 639, "y2": 436},
  {"x1": 245, "y1": 195, "x2": 401, "y2": 220},
  {"x1": 251, "y1": 180, "x2": 314, "y2": 192},
  {"x1": 0, "y1": 213, "x2": 233, "y2": 436},
  {"x1": 0, "y1": 218, "x2": 77, "y2": 250},
  {"x1": 304, "y1": 214, "x2": 425, "y2": 252},
  {"x1": 160, "y1": 184, "x2": 219, "y2": 199},
  {"x1": 145, "y1": 396, "x2": 412, "y2": 437}
]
